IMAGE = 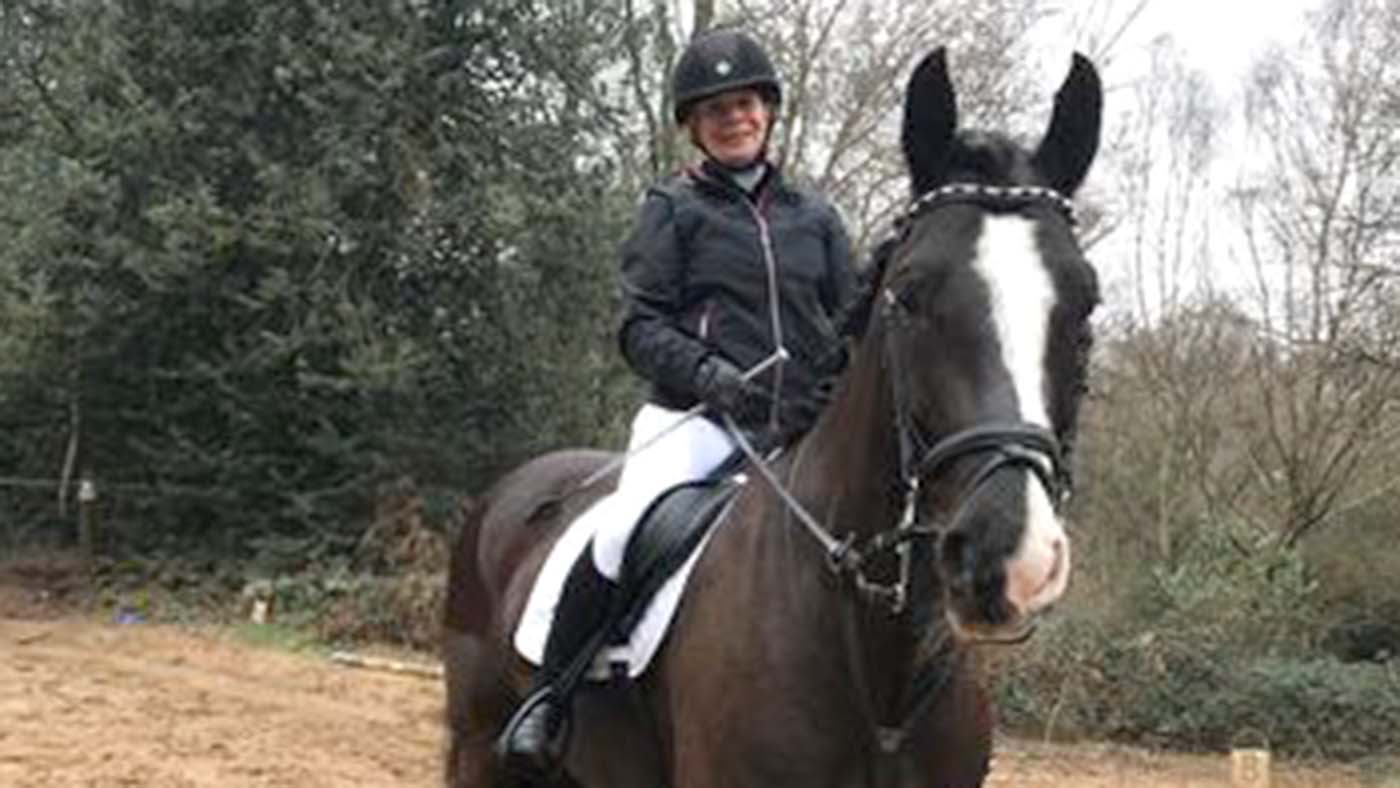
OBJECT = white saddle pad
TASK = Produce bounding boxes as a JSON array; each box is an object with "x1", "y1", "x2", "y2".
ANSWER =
[{"x1": 512, "y1": 484, "x2": 741, "y2": 679}]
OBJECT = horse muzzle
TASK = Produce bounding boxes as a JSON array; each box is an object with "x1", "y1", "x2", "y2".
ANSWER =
[{"x1": 938, "y1": 498, "x2": 1071, "y2": 645}]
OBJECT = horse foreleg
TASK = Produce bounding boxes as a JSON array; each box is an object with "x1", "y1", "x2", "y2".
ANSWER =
[
  {"x1": 444, "y1": 724, "x2": 498, "y2": 788},
  {"x1": 443, "y1": 630, "x2": 516, "y2": 788}
]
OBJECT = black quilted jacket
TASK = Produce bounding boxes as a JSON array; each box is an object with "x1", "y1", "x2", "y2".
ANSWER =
[{"x1": 617, "y1": 159, "x2": 856, "y2": 432}]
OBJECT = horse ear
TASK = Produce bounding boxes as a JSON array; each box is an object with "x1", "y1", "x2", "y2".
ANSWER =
[
  {"x1": 1031, "y1": 52, "x2": 1102, "y2": 196},
  {"x1": 902, "y1": 47, "x2": 957, "y2": 196}
]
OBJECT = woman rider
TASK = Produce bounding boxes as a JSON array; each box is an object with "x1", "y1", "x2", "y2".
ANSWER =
[{"x1": 495, "y1": 27, "x2": 857, "y2": 779}]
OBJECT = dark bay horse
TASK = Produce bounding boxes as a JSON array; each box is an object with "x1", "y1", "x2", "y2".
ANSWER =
[{"x1": 444, "y1": 46, "x2": 1103, "y2": 788}]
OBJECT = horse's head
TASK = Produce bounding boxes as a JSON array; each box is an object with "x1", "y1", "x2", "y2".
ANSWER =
[{"x1": 874, "y1": 48, "x2": 1101, "y2": 643}]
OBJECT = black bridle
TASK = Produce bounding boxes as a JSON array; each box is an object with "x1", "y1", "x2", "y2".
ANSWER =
[
  {"x1": 830, "y1": 183, "x2": 1076, "y2": 610},
  {"x1": 728, "y1": 181, "x2": 1078, "y2": 613},
  {"x1": 896, "y1": 181, "x2": 1078, "y2": 232},
  {"x1": 818, "y1": 294, "x2": 1070, "y2": 616}
]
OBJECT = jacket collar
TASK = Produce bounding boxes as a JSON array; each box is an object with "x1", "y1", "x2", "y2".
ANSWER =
[{"x1": 688, "y1": 158, "x2": 797, "y2": 204}]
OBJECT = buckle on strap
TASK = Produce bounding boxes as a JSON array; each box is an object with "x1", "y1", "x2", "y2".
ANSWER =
[{"x1": 826, "y1": 532, "x2": 862, "y2": 576}]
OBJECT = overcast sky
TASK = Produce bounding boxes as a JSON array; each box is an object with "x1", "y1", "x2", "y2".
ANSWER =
[
  {"x1": 1019, "y1": 0, "x2": 1321, "y2": 180},
  {"x1": 1127, "y1": 0, "x2": 1316, "y2": 89},
  {"x1": 1021, "y1": 0, "x2": 1328, "y2": 317},
  {"x1": 1028, "y1": 0, "x2": 1321, "y2": 98}
]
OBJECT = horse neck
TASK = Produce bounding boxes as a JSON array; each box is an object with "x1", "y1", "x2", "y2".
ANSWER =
[
  {"x1": 765, "y1": 336, "x2": 941, "y2": 720},
  {"x1": 793, "y1": 330, "x2": 902, "y2": 536}
]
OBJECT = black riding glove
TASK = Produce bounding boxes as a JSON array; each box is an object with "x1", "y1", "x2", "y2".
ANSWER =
[{"x1": 693, "y1": 356, "x2": 771, "y2": 425}]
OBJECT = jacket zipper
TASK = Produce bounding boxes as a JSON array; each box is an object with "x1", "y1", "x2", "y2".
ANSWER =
[{"x1": 746, "y1": 193, "x2": 785, "y2": 430}]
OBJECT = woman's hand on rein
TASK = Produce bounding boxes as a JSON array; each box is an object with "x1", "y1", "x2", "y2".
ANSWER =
[{"x1": 694, "y1": 356, "x2": 771, "y2": 424}]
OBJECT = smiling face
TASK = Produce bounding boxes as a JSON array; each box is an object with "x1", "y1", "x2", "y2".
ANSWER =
[{"x1": 687, "y1": 88, "x2": 773, "y2": 168}]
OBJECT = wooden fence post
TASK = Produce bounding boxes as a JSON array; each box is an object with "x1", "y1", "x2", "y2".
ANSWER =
[{"x1": 77, "y1": 477, "x2": 97, "y2": 568}]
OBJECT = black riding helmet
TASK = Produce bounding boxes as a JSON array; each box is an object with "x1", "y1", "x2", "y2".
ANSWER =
[{"x1": 672, "y1": 30, "x2": 782, "y2": 123}]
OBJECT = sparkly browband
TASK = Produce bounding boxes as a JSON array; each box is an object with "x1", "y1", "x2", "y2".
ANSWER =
[{"x1": 899, "y1": 183, "x2": 1077, "y2": 228}]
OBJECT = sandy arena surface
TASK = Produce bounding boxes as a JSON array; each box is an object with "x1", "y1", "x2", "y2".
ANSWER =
[{"x1": 0, "y1": 601, "x2": 1384, "y2": 786}]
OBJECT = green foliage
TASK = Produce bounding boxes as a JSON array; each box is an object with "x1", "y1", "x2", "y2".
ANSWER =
[
  {"x1": 0, "y1": 1, "x2": 638, "y2": 552},
  {"x1": 996, "y1": 624, "x2": 1400, "y2": 755},
  {"x1": 227, "y1": 620, "x2": 327, "y2": 655},
  {"x1": 998, "y1": 619, "x2": 1400, "y2": 760},
  {"x1": 1139, "y1": 521, "x2": 1323, "y2": 655},
  {"x1": 262, "y1": 478, "x2": 451, "y2": 649},
  {"x1": 995, "y1": 520, "x2": 1400, "y2": 758},
  {"x1": 1307, "y1": 495, "x2": 1400, "y2": 662}
]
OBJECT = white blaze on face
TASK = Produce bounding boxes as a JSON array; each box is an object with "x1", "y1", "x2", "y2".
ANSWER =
[{"x1": 971, "y1": 216, "x2": 1071, "y2": 617}]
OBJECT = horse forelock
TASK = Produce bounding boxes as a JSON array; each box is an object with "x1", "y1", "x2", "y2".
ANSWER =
[
  {"x1": 835, "y1": 129, "x2": 1062, "y2": 346},
  {"x1": 946, "y1": 130, "x2": 1040, "y2": 187}
]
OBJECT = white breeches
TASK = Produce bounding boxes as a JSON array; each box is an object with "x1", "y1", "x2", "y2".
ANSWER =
[{"x1": 584, "y1": 404, "x2": 737, "y2": 579}]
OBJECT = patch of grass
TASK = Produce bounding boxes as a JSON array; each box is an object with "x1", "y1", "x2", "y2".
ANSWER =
[
  {"x1": 1357, "y1": 756, "x2": 1400, "y2": 787},
  {"x1": 225, "y1": 620, "x2": 329, "y2": 655}
]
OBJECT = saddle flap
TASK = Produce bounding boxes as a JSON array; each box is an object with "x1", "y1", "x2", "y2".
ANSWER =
[{"x1": 613, "y1": 478, "x2": 743, "y2": 637}]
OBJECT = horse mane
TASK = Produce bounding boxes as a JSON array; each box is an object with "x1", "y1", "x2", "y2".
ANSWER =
[{"x1": 833, "y1": 234, "x2": 898, "y2": 341}]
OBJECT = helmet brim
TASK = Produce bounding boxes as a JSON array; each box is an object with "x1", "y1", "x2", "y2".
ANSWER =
[{"x1": 674, "y1": 80, "x2": 782, "y2": 123}]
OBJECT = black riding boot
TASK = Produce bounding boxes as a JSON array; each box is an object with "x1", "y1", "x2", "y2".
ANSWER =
[{"x1": 495, "y1": 548, "x2": 619, "y2": 780}]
